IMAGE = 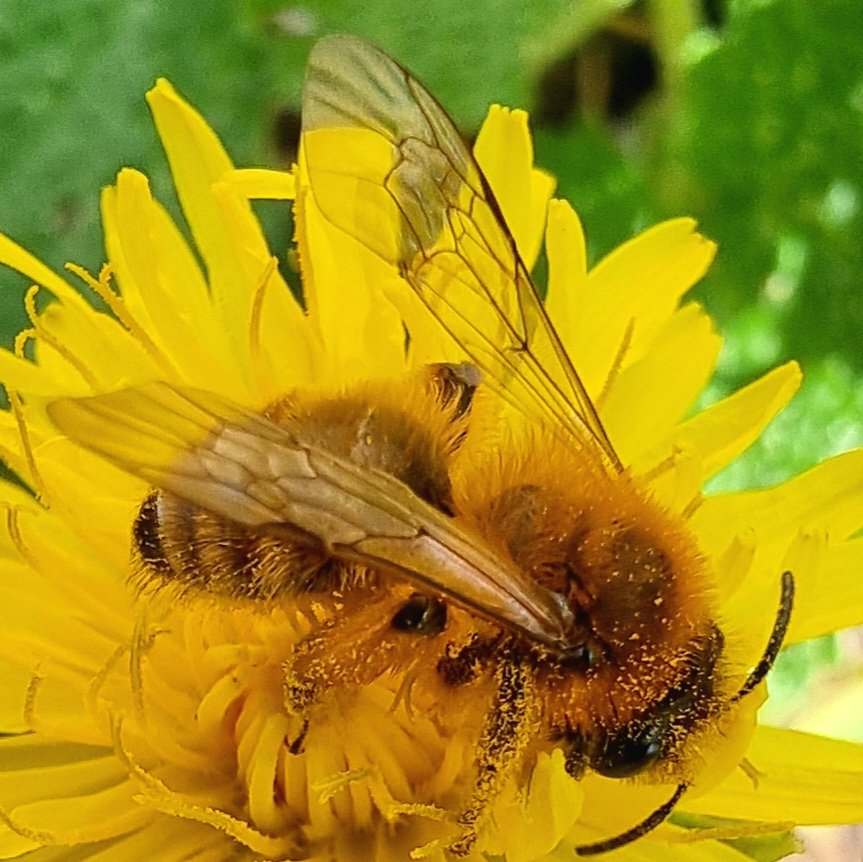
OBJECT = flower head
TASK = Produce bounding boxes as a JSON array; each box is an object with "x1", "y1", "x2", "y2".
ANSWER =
[{"x1": 1, "y1": 42, "x2": 863, "y2": 862}]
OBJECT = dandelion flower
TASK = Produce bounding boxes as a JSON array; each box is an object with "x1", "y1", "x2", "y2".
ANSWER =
[{"x1": 0, "y1": 38, "x2": 862, "y2": 862}]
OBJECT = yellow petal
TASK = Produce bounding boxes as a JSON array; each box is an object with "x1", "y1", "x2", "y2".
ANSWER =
[
  {"x1": 146, "y1": 79, "x2": 236, "y2": 278},
  {"x1": 6, "y1": 780, "x2": 149, "y2": 845},
  {"x1": 545, "y1": 198, "x2": 588, "y2": 343},
  {"x1": 0, "y1": 349, "x2": 70, "y2": 397},
  {"x1": 211, "y1": 180, "x2": 312, "y2": 393},
  {"x1": 695, "y1": 448, "x2": 863, "y2": 558},
  {"x1": 35, "y1": 296, "x2": 160, "y2": 392},
  {"x1": 0, "y1": 739, "x2": 121, "y2": 806},
  {"x1": 223, "y1": 167, "x2": 296, "y2": 200},
  {"x1": 0, "y1": 662, "x2": 31, "y2": 733},
  {"x1": 569, "y1": 778, "x2": 747, "y2": 861},
  {"x1": 686, "y1": 727, "x2": 863, "y2": 825},
  {"x1": 0, "y1": 234, "x2": 85, "y2": 308},
  {"x1": 654, "y1": 361, "x2": 802, "y2": 480},
  {"x1": 787, "y1": 536, "x2": 863, "y2": 643},
  {"x1": 101, "y1": 169, "x2": 244, "y2": 394},
  {"x1": 146, "y1": 80, "x2": 271, "y2": 383},
  {"x1": 75, "y1": 816, "x2": 229, "y2": 861},
  {"x1": 572, "y1": 219, "x2": 716, "y2": 398},
  {"x1": 295, "y1": 139, "x2": 405, "y2": 381},
  {"x1": 0, "y1": 823, "x2": 37, "y2": 857},
  {"x1": 604, "y1": 303, "x2": 720, "y2": 466},
  {"x1": 0, "y1": 234, "x2": 161, "y2": 396},
  {"x1": 485, "y1": 750, "x2": 583, "y2": 862},
  {"x1": 474, "y1": 106, "x2": 555, "y2": 269}
]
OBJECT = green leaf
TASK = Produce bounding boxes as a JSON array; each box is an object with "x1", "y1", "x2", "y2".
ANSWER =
[{"x1": 672, "y1": 0, "x2": 863, "y2": 375}]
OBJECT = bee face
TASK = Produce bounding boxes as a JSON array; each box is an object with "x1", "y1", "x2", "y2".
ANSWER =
[{"x1": 47, "y1": 35, "x2": 795, "y2": 859}]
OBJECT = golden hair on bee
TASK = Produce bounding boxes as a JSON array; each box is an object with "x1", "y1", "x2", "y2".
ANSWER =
[{"x1": 451, "y1": 422, "x2": 717, "y2": 720}]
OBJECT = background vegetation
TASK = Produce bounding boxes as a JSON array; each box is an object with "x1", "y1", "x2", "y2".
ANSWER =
[{"x1": 0, "y1": 0, "x2": 861, "y2": 848}]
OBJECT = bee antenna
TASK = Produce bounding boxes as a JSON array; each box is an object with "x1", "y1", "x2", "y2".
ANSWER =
[
  {"x1": 574, "y1": 782, "x2": 687, "y2": 856},
  {"x1": 731, "y1": 570, "x2": 795, "y2": 703}
]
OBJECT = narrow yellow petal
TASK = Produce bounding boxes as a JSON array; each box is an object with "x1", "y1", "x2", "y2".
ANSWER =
[
  {"x1": 246, "y1": 260, "x2": 316, "y2": 400},
  {"x1": 574, "y1": 219, "x2": 716, "y2": 398},
  {"x1": 786, "y1": 537, "x2": 863, "y2": 643},
  {"x1": 687, "y1": 727, "x2": 863, "y2": 825},
  {"x1": 101, "y1": 169, "x2": 246, "y2": 395},
  {"x1": 0, "y1": 234, "x2": 84, "y2": 308},
  {"x1": 146, "y1": 79, "x2": 275, "y2": 382},
  {"x1": 212, "y1": 180, "x2": 312, "y2": 392},
  {"x1": 6, "y1": 781, "x2": 149, "y2": 845},
  {"x1": 0, "y1": 740, "x2": 121, "y2": 807},
  {"x1": 295, "y1": 144, "x2": 405, "y2": 380},
  {"x1": 0, "y1": 349, "x2": 71, "y2": 396},
  {"x1": 545, "y1": 198, "x2": 588, "y2": 344},
  {"x1": 486, "y1": 750, "x2": 582, "y2": 862},
  {"x1": 146, "y1": 79, "x2": 235, "y2": 276},
  {"x1": 605, "y1": 303, "x2": 720, "y2": 466},
  {"x1": 35, "y1": 298, "x2": 160, "y2": 391},
  {"x1": 0, "y1": 823, "x2": 37, "y2": 857},
  {"x1": 569, "y1": 778, "x2": 749, "y2": 861},
  {"x1": 30, "y1": 439, "x2": 146, "y2": 570},
  {"x1": 217, "y1": 166, "x2": 314, "y2": 396},
  {"x1": 658, "y1": 362, "x2": 802, "y2": 479},
  {"x1": 474, "y1": 106, "x2": 555, "y2": 270},
  {"x1": 0, "y1": 662, "x2": 31, "y2": 733},
  {"x1": 695, "y1": 448, "x2": 863, "y2": 557},
  {"x1": 80, "y1": 817, "x2": 230, "y2": 861},
  {"x1": 528, "y1": 169, "x2": 558, "y2": 269},
  {"x1": 0, "y1": 236, "x2": 148, "y2": 396},
  {"x1": 560, "y1": 837, "x2": 750, "y2": 861},
  {"x1": 223, "y1": 167, "x2": 296, "y2": 200},
  {"x1": 789, "y1": 665, "x2": 863, "y2": 744}
]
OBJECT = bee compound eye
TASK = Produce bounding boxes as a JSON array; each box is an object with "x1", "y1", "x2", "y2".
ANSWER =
[
  {"x1": 391, "y1": 594, "x2": 448, "y2": 635},
  {"x1": 591, "y1": 723, "x2": 665, "y2": 779},
  {"x1": 558, "y1": 642, "x2": 597, "y2": 672}
]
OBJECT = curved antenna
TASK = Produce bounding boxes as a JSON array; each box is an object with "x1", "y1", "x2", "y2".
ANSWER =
[
  {"x1": 732, "y1": 570, "x2": 795, "y2": 703},
  {"x1": 574, "y1": 783, "x2": 687, "y2": 856}
]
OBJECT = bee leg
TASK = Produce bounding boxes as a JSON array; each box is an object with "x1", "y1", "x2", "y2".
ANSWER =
[
  {"x1": 283, "y1": 590, "x2": 450, "y2": 715},
  {"x1": 283, "y1": 661, "x2": 319, "y2": 716},
  {"x1": 288, "y1": 718, "x2": 309, "y2": 755},
  {"x1": 564, "y1": 735, "x2": 587, "y2": 780},
  {"x1": 448, "y1": 654, "x2": 537, "y2": 856}
]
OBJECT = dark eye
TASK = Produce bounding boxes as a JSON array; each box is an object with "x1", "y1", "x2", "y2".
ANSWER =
[
  {"x1": 558, "y1": 642, "x2": 597, "y2": 673},
  {"x1": 590, "y1": 723, "x2": 665, "y2": 778},
  {"x1": 391, "y1": 594, "x2": 447, "y2": 635}
]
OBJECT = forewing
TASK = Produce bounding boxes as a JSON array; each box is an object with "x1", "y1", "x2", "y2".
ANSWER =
[
  {"x1": 302, "y1": 35, "x2": 621, "y2": 471},
  {"x1": 48, "y1": 383, "x2": 577, "y2": 653}
]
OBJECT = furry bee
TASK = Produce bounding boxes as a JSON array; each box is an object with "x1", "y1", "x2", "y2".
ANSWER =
[{"x1": 48, "y1": 36, "x2": 794, "y2": 856}]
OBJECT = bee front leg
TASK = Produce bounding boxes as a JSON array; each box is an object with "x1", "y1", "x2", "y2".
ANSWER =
[
  {"x1": 282, "y1": 598, "x2": 400, "y2": 717},
  {"x1": 283, "y1": 589, "x2": 451, "y2": 721},
  {"x1": 448, "y1": 653, "x2": 538, "y2": 856}
]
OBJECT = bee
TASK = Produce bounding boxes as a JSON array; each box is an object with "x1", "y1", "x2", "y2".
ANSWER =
[{"x1": 48, "y1": 35, "x2": 794, "y2": 857}]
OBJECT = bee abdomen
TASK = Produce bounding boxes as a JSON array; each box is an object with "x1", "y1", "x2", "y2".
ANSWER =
[
  {"x1": 132, "y1": 491, "x2": 177, "y2": 581},
  {"x1": 131, "y1": 490, "x2": 362, "y2": 601}
]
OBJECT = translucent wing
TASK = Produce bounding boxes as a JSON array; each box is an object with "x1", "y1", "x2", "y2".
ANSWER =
[
  {"x1": 302, "y1": 35, "x2": 622, "y2": 472},
  {"x1": 48, "y1": 383, "x2": 577, "y2": 654}
]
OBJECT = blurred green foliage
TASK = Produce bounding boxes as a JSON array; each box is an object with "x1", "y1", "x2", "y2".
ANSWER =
[{"x1": 0, "y1": 0, "x2": 861, "y2": 756}]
